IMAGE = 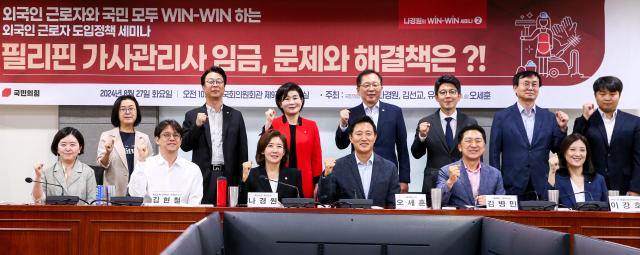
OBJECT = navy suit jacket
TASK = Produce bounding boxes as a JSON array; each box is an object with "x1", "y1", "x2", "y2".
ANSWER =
[
  {"x1": 335, "y1": 101, "x2": 410, "y2": 183},
  {"x1": 490, "y1": 103, "x2": 566, "y2": 196},
  {"x1": 411, "y1": 109, "x2": 478, "y2": 193},
  {"x1": 318, "y1": 153, "x2": 400, "y2": 208},
  {"x1": 573, "y1": 110, "x2": 640, "y2": 193},
  {"x1": 181, "y1": 104, "x2": 249, "y2": 204},
  {"x1": 239, "y1": 166, "x2": 304, "y2": 204},
  {"x1": 547, "y1": 172, "x2": 608, "y2": 209},
  {"x1": 437, "y1": 161, "x2": 506, "y2": 207}
]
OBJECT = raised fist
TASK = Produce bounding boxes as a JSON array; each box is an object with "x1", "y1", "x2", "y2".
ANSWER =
[{"x1": 196, "y1": 112, "x2": 208, "y2": 127}]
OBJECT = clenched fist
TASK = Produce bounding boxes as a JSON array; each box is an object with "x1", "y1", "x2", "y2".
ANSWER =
[
  {"x1": 339, "y1": 109, "x2": 350, "y2": 128},
  {"x1": 324, "y1": 158, "x2": 336, "y2": 176},
  {"x1": 104, "y1": 137, "x2": 114, "y2": 153},
  {"x1": 582, "y1": 103, "x2": 596, "y2": 120},
  {"x1": 196, "y1": 112, "x2": 208, "y2": 127},
  {"x1": 418, "y1": 121, "x2": 431, "y2": 138},
  {"x1": 137, "y1": 138, "x2": 150, "y2": 162},
  {"x1": 264, "y1": 108, "x2": 276, "y2": 130},
  {"x1": 33, "y1": 162, "x2": 44, "y2": 180},
  {"x1": 242, "y1": 161, "x2": 252, "y2": 182},
  {"x1": 447, "y1": 164, "x2": 461, "y2": 189},
  {"x1": 548, "y1": 154, "x2": 559, "y2": 174},
  {"x1": 555, "y1": 110, "x2": 569, "y2": 132}
]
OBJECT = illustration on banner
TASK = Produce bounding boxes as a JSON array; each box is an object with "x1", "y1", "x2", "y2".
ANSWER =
[{"x1": 515, "y1": 11, "x2": 585, "y2": 79}]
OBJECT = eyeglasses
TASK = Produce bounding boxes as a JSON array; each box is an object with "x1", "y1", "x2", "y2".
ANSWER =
[
  {"x1": 206, "y1": 79, "x2": 225, "y2": 86},
  {"x1": 438, "y1": 90, "x2": 458, "y2": 96},
  {"x1": 359, "y1": 82, "x2": 381, "y2": 89},
  {"x1": 119, "y1": 107, "x2": 136, "y2": 113},
  {"x1": 160, "y1": 133, "x2": 181, "y2": 139},
  {"x1": 520, "y1": 82, "x2": 539, "y2": 88}
]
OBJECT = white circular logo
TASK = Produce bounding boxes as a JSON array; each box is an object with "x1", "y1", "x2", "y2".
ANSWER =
[{"x1": 474, "y1": 16, "x2": 483, "y2": 24}]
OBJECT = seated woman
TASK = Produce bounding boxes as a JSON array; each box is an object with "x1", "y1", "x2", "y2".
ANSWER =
[
  {"x1": 32, "y1": 127, "x2": 96, "y2": 205},
  {"x1": 547, "y1": 133, "x2": 608, "y2": 208},
  {"x1": 240, "y1": 130, "x2": 304, "y2": 204},
  {"x1": 97, "y1": 95, "x2": 153, "y2": 196}
]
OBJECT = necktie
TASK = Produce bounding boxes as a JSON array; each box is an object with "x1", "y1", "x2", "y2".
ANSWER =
[{"x1": 445, "y1": 117, "x2": 454, "y2": 150}]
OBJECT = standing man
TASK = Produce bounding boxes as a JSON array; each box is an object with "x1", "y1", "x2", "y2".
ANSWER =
[
  {"x1": 335, "y1": 69, "x2": 411, "y2": 192},
  {"x1": 320, "y1": 116, "x2": 400, "y2": 208},
  {"x1": 490, "y1": 71, "x2": 568, "y2": 200},
  {"x1": 181, "y1": 66, "x2": 248, "y2": 204},
  {"x1": 573, "y1": 76, "x2": 640, "y2": 195},
  {"x1": 411, "y1": 74, "x2": 478, "y2": 197}
]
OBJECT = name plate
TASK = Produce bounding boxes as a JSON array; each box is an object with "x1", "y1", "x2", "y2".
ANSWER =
[
  {"x1": 150, "y1": 191, "x2": 183, "y2": 205},
  {"x1": 247, "y1": 192, "x2": 279, "y2": 208},
  {"x1": 486, "y1": 195, "x2": 518, "y2": 210},
  {"x1": 609, "y1": 196, "x2": 640, "y2": 212},
  {"x1": 395, "y1": 194, "x2": 428, "y2": 210}
]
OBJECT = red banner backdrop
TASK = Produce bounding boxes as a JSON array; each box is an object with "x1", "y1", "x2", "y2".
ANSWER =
[{"x1": 2, "y1": 0, "x2": 604, "y2": 87}]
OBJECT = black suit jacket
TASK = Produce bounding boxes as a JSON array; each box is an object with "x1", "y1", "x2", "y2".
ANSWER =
[
  {"x1": 334, "y1": 102, "x2": 410, "y2": 183},
  {"x1": 573, "y1": 110, "x2": 640, "y2": 193},
  {"x1": 318, "y1": 153, "x2": 400, "y2": 208},
  {"x1": 181, "y1": 104, "x2": 248, "y2": 203},
  {"x1": 411, "y1": 110, "x2": 478, "y2": 193},
  {"x1": 239, "y1": 166, "x2": 304, "y2": 204}
]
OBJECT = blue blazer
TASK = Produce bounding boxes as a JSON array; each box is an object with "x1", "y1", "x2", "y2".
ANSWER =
[
  {"x1": 490, "y1": 103, "x2": 566, "y2": 196},
  {"x1": 318, "y1": 153, "x2": 400, "y2": 208},
  {"x1": 573, "y1": 110, "x2": 640, "y2": 193},
  {"x1": 437, "y1": 160, "x2": 506, "y2": 207},
  {"x1": 548, "y1": 173, "x2": 608, "y2": 209},
  {"x1": 335, "y1": 101, "x2": 410, "y2": 183}
]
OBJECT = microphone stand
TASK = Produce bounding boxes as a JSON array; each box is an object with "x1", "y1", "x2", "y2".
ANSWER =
[{"x1": 260, "y1": 175, "x2": 315, "y2": 208}]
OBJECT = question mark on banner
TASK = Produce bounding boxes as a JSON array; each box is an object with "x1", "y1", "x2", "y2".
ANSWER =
[{"x1": 463, "y1": 45, "x2": 486, "y2": 72}]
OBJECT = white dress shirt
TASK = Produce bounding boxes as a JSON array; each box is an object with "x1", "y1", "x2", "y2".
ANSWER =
[
  {"x1": 355, "y1": 154, "x2": 374, "y2": 199},
  {"x1": 129, "y1": 154, "x2": 203, "y2": 204},
  {"x1": 207, "y1": 104, "x2": 224, "y2": 165},
  {"x1": 570, "y1": 179, "x2": 586, "y2": 203},
  {"x1": 599, "y1": 108, "x2": 617, "y2": 145},
  {"x1": 440, "y1": 110, "x2": 458, "y2": 136},
  {"x1": 363, "y1": 101, "x2": 380, "y2": 126}
]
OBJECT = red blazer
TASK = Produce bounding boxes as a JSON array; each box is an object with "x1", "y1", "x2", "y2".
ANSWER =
[{"x1": 270, "y1": 116, "x2": 322, "y2": 198}]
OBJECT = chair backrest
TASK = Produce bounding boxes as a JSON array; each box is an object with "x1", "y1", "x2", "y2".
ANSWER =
[
  {"x1": 480, "y1": 217, "x2": 569, "y2": 255},
  {"x1": 574, "y1": 234, "x2": 640, "y2": 255},
  {"x1": 223, "y1": 212, "x2": 483, "y2": 255},
  {"x1": 195, "y1": 213, "x2": 224, "y2": 255},
  {"x1": 89, "y1": 165, "x2": 104, "y2": 185},
  {"x1": 161, "y1": 224, "x2": 202, "y2": 255}
]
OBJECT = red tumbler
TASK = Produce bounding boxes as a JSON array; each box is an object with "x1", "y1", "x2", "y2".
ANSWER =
[{"x1": 216, "y1": 176, "x2": 227, "y2": 207}]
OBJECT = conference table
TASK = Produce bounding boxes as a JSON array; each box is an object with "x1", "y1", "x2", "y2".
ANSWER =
[{"x1": 0, "y1": 205, "x2": 638, "y2": 254}]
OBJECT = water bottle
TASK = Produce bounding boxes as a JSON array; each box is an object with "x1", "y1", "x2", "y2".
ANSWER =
[{"x1": 96, "y1": 185, "x2": 105, "y2": 205}]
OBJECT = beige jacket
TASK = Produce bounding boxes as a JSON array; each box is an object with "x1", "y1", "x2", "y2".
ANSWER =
[
  {"x1": 35, "y1": 159, "x2": 96, "y2": 205},
  {"x1": 97, "y1": 128, "x2": 154, "y2": 196}
]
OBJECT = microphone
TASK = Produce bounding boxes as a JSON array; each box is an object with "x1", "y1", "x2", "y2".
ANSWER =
[
  {"x1": 333, "y1": 186, "x2": 373, "y2": 209},
  {"x1": 564, "y1": 191, "x2": 608, "y2": 211},
  {"x1": 259, "y1": 175, "x2": 314, "y2": 208},
  {"x1": 260, "y1": 175, "x2": 300, "y2": 198},
  {"x1": 25, "y1": 177, "x2": 65, "y2": 196},
  {"x1": 26, "y1": 177, "x2": 84, "y2": 205},
  {"x1": 518, "y1": 190, "x2": 558, "y2": 210}
]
